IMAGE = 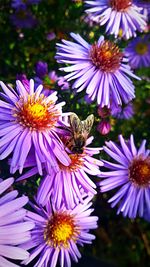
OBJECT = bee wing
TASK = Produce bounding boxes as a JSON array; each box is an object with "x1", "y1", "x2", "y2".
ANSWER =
[
  {"x1": 82, "y1": 114, "x2": 94, "y2": 137},
  {"x1": 70, "y1": 113, "x2": 94, "y2": 140},
  {"x1": 70, "y1": 113, "x2": 83, "y2": 135}
]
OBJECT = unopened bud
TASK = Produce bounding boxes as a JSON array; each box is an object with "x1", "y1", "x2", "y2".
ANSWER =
[{"x1": 97, "y1": 120, "x2": 111, "y2": 135}]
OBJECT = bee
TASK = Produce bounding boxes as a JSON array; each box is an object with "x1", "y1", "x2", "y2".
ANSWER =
[{"x1": 67, "y1": 113, "x2": 94, "y2": 154}]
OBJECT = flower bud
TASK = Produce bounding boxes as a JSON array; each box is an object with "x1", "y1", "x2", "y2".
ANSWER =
[{"x1": 97, "y1": 120, "x2": 111, "y2": 135}]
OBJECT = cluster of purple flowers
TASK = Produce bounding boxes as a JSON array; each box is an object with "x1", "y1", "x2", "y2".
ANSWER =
[
  {"x1": 1, "y1": 0, "x2": 150, "y2": 266},
  {"x1": 0, "y1": 78, "x2": 101, "y2": 266}
]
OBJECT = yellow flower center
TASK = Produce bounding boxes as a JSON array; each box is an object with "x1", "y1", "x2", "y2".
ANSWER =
[
  {"x1": 110, "y1": 0, "x2": 132, "y2": 11},
  {"x1": 27, "y1": 103, "x2": 47, "y2": 119},
  {"x1": 44, "y1": 212, "x2": 79, "y2": 248},
  {"x1": 135, "y1": 43, "x2": 148, "y2": 55},
  {"x1": 13, "y1": 93, "x2": 60, "y2": 131},
  {"x1": 90, "y1": 40, "x2": 123, "y2": 72},
  {"x1": 129, "y1": 157, "x2": 150, "y2": 186}
]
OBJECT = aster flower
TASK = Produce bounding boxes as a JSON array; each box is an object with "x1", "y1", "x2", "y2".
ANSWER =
[
  {"x1": 0, "y1": 177, "x2": 34, "y2": 266},
  {"x1": 10, "y1": 7, "x2": 37, "y2": 29},
  {"x1": 21, "y1": 196, "x2": 98, "y2": 267},
  {"x1": 84, "y1": 0, "x2": 147, "y2": 39},
  {"x1": 56, "y1": 33, "x2": 140, "y2": 107},
  {"x1": 0, "y1": 79, "x2": 71, "y2": 175},
  {"x1": 125, "y1": 35, "x2": 150, "y2": 69},
  {"x1": 99, "y1": 135, "x2": 150, "y2": 219},
  {"x1": 16, "y1": 135, "x2": 102, "y2": 209}
]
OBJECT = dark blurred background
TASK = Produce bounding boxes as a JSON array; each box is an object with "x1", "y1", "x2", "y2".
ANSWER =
[{"x1": 0, "y1": 1, "x2": 150, "y2": 267}]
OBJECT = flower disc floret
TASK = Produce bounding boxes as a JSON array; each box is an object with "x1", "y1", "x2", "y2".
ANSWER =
[
  {"x1": 13, "y1": 94, "x2": 60, "y2": 130},
  {"x1": 44, "y1": 212, "x2": 79, "y2": 248},
  {"x1": 129, "y1": 157, "x2": 150, "y2": 186},
  {"x1": 90, "y1": 40, "x2": 123, "y2": 72},
  {"x1": 110, "y1": 0, "x2": 132, "y2": 11},
  {"x1": 135, "y1": 43, "x2": 148, "y2": 55}
]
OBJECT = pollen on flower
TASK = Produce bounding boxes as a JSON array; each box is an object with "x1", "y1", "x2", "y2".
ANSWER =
[
  {"x1": 129, "y1": 157, "x2": 150, "y2": 186},
  {"x1": 59, "y1": 152, "x2": 85, "y2": 172},
  {"x1": 44, "y1": 212, "x2": 79, "y2": 248},
  {"x1": 90, "y1": 40, "x2": 123, "y2": 72},
  {"x1": 13, "y1": 93, "x2": 60, "y2": 130},
  {"x1": 135, "y1": 43, "x2": 148, "y2": 55},
  {"x1": 110, "y1": 0, "x2": 132, "y2": 11}
]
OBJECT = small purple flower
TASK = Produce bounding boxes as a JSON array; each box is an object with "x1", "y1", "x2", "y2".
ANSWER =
[
  {"x1": 56, "y1": 33, "x2": 140, "y2": 107},
  {"x1": 125, "y1": 35, "x2": 150, "y2": 69},
  {"x1": 21, "y1": 196, "x2": 98, "y2": 267},
  {"x1": 99, "y1": 135, "x2": 150, "y2": 219},
  {"x1": 111, "y1": 102, "x2": 134, "y2": 119},
  {"x1": 35, "y1": 61, "x2": 48, "y2": 79},
  {"x1": 97, "y1": 120, "x2": 111, "y2": 135},
  {"x1": 0, "y1": 79, "x2": 71, "y2": 175},
  {"x1": 84, "y1": 0, "x2": 147, "y2": 39},
  {"x1": 11, "y1": 0, "x2": 41, "y2": 8},
  {"x1": 10, "y1": 6, "x2": 37, "y2": 28},
  {"x1": 0, "y1": 177, "x2": 34, "y2": 266}
]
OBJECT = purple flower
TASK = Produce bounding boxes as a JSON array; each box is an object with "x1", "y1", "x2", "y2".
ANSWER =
[
  {"x1": 125, "y1": 35, "x2": 150, "y2": 69},
  {"x1": 0, "y1": 79, "x2": 71, "y2": 175},
  {"x1": 0, "y1": 177, "x2": 34, "y2": 266},
  {"x1": 99, "y1": 135, "x2": 150, "y2": 219},
  {"x1": 35, "y1": 61, "x2": 48, "y2": 79},
  {"x1": 10, "y1": 7, "x2": 37, "y2": 29},
  {"x1": 16, "y1": 132, "x2": 103, "y2": 209},
  {"x1": 84, "y1": 0, "x2": 147, "y2": 39},
  {"x1": 21, "y1": 196, "x2": 98, "y2": 267},
  {"x1": 11, "y1": 0, "x2": 41, "y2": 8},
  {"x1": 111, "y1": 102, "x2": 134, "y2": 119},
  {"x1": 56, "y1": 33, "x2": 140, "y2": 107},
  {"x1": 37, "y1": 137, "x2": 102, "y2": 209}
]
